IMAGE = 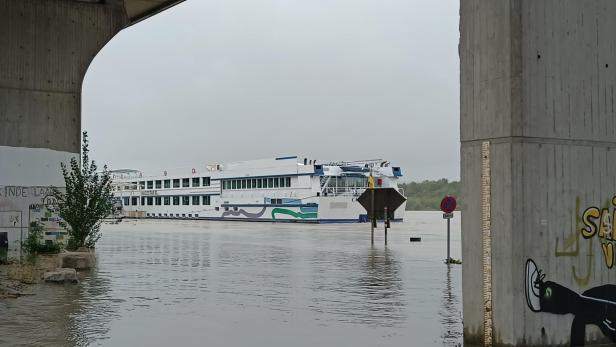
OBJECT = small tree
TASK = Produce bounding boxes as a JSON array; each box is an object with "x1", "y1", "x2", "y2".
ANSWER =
[{"x1": 51, "y1": 132, "x2": 113, "y2": 250}]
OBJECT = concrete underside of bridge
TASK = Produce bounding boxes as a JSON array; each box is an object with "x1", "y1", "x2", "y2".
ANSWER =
[
  {"x1": 0, "y1": 0, "x2": 183, "y2": 257},
  {"x1": 461, "y1": 1, "x2": 616, "y2": 346}
]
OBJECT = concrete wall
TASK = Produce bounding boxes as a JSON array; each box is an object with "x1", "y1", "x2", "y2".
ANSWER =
[
  {"x1": 0, "y1": 0, "x2": 130, "y2": 258},
  {"x1": 0, "y1": 0, "x2": 183, "y2": 258},
  {"x1": 461, "y1": 1, "x2": 616, "y2": 346},
  {"x1": 0, "y1": 0, "x2": 127, "y2": 152}
]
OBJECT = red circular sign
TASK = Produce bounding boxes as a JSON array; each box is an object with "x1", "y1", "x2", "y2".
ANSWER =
[{"x1": 440, "y1": 196, "x2": 457, "y2": 213}]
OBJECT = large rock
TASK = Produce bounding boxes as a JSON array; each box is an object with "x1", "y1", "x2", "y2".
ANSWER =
[
  {"x1": 44, "y1": 268, "x2": 78, "y2": 284},
  {"x1": 59, "y1": 251, "x2": 95, "y2": 270}
]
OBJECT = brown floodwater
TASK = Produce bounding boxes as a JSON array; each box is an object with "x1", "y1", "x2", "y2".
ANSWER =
[{"x1": 0, "y1": 211, "x2": 462, "y2": 346}]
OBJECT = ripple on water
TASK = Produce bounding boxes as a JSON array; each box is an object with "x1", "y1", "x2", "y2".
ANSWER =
[{"x1": 0, "y1": 212, "x2": 462, "y2": 347}]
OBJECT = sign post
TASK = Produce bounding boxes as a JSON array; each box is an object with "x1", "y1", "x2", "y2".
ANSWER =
[
  {"x1": 357, "y1": 186, "x2": 406, "y2": 245},
  {"x1": 371, "y1": 187, "x2": 375, "y2": 245},
  {"x1": 384, "y1": 206, "x2": 388, "y2": 245},
  {"x1": 368, "y1": 175, "x2": 375, "y2": 245},
  {"x1": 440, "y1": 196, "x2": 457, "y2": 264}
]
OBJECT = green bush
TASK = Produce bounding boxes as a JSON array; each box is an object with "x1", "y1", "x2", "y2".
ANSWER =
[{"x1": 22, "y1": 221, "x2": 61, "y2": 259}]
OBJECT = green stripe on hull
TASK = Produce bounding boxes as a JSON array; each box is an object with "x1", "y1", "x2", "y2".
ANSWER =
[{"x1": 271, "y1": 208, "x2": 317, "y2": 220}]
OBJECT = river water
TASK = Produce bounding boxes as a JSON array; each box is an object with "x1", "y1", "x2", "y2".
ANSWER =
[{"x1": 0, "y1": 211, "x2": 462, "y2": 347}]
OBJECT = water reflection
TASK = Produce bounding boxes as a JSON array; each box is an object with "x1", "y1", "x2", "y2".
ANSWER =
[
  {"x1": 309, "y1": 246, "x2": 405, "y2": 327},
  {"x1": 215, "y1": 242, "x2": 293, "y2": 311},
  {"x1": 439, "y1": 265, "x2": 463, "y2": 346},
  {"x1": 66, "y1": 268, "x2": 117, "y2": 347}
]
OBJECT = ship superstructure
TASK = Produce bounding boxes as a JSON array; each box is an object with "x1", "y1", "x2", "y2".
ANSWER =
[{"x1": 111, "y1": 156, "x2": 405, "y2": 223}]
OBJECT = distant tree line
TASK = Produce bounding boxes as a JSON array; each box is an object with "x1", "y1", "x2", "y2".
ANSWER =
[{"x1": 398, "y1": 179, "x2": 461, "y2": 211}]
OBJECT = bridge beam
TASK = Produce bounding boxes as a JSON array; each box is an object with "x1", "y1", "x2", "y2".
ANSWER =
[{"x1": 461, "y1": 1, "x2": 616, "y2": 346}]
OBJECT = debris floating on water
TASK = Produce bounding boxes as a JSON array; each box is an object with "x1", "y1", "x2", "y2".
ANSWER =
[{"x1": 445, "y1": 258, "x2": 462, "y2": 265}]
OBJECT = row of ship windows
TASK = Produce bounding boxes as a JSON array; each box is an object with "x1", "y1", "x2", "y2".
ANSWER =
[
  {"x1": 123, "y1": 196, "x2": 211, "y2": 206},
  {"x1": 116, "y1": 177, "x2": 212, "y2": 191},
  {"x1": 222, "y1": 176, "x2": 291, "y2": 190},
  {"x1": 147, "y1": 213, "x2": 203, "y2": 218}
]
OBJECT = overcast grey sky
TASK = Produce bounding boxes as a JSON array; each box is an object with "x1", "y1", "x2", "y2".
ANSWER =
[{"x1": 83, "y1": 0, "x2": 459, "y2": 182}]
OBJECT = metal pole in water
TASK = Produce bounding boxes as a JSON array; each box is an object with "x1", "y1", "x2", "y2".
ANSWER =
[
  {"x1": 370, "y1": 188, "x2": 374, "y2": 245},
  {"x1": 440, "y1": 196, "x2": 456, "y2": 265},
  {"x1": 446, "y1": 216, "x2": 450, "y2": 263},
  {"x1": 384, "y1": 206, "x2": 388, "y2": 245}
]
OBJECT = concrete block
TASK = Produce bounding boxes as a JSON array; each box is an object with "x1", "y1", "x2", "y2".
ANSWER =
[{"x1": 59, "y1": 251, "x2": 95, "y2": 270}]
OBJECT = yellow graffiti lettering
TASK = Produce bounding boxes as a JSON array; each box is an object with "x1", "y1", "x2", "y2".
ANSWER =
[
  {"x1": 599, "y1": 208, "x2": 613, "y2": 240},
  {"x1": 602, "y1": 243, "x2": 614, "y2": 269},
  {"x1": 613, "y1": 197, "x2": 616, "y2": 240},
  {"x1": 581, "y1": 207, "x2": 600, "y2": 239},
  {"x1": 578, "y1": 198, "x2": 616, "y2": 271}
]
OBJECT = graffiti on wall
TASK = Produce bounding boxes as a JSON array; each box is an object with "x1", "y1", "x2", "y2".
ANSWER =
[
  {"x1": 580, "y1": 196, "x2": 616, "y2": 269},
  {"x1": 554, "y1": 197, "x2": 595, "y2": 286},
  {"x1": 528, "y1": 196, "x2": 616, "y2": 346},
  {"x1": 0, "y1": 186, "x2": 55, "y2": 199},
  {"x1": 525, "y1": 259, "x2": 616, "y2": 346},
  {"x1": 0, "y1": 186, "x2": 63, "y2": 259}
]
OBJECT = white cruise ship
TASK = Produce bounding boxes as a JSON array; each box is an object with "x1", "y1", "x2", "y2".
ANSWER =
[{"x1": 111, "y1": 156, "x2": 406, "y2": 223}]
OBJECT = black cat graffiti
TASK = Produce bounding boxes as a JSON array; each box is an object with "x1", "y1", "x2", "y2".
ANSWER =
[{"x1": 525, "y1": 259, "x2": 616, "y2": 346}]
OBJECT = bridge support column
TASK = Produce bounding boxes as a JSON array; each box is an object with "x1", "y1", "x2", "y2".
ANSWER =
[
  {"x1": 0, "y1": 0, "x2": 127, "y2": 258},
  {"x1": 461, "y1": 1, "x2": 616, "y2": 346}
]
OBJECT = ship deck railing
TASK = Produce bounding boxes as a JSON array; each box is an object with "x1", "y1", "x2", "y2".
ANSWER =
[
  {"x1": 321, "y1": 187, "x2": 367, "y2": 197},
  {"x1": 320, "y1": 186, "x2": 405, "y2": 197}
]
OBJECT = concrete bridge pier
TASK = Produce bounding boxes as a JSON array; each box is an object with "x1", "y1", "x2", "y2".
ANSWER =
[
  {"x1": 0, "y1": 0, "x2": 182, "y2": 258},
  {"x1": 461, "y1": 1, "x2": 616, "y2": 346}
]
